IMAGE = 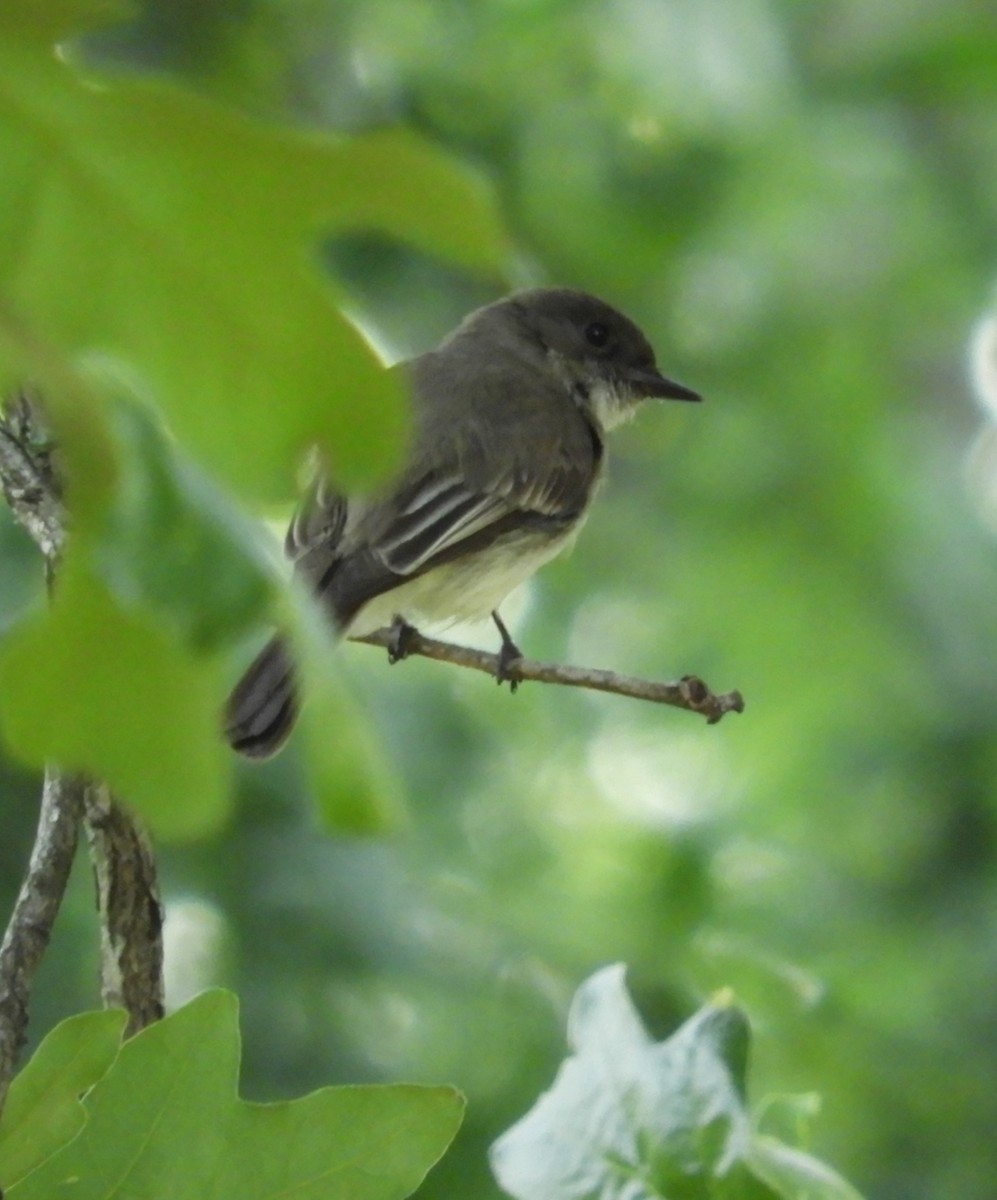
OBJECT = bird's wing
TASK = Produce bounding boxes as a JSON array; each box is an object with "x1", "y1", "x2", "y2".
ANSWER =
[
  {"x1": 365, "y1": 414, "x2": 601, "y2": 577},
  {"x1": 283, "y1": 364, "x2": 603, "y2": 628},
  {"x1": 284, "y1": 472, "x2": 349, "y2": 563}
]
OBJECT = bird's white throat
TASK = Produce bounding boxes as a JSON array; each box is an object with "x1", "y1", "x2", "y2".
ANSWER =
[{"x1": 585, "y1": 378, "x2": 639, "y2": 432}]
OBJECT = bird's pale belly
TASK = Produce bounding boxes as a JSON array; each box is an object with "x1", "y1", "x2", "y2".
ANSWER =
[{"x1": 345, "y1": 524, "x2": 583, "y2": 637}]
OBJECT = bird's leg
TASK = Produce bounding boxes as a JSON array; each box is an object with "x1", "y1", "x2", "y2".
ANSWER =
[
  {"x1": 491, "y1": 610, "x2": 524, "y2": 692},
  {"x1": 386, "y1": 614, "x2": 419, "y2": 664}
]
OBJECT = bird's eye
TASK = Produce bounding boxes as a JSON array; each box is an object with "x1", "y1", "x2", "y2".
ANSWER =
[{"x1": 585, "y1": 321, "x2": 609, "y2": 348}]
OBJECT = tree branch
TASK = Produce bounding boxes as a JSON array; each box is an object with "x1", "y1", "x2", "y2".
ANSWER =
[
  {"x1": 81, "y1": 783, "x2": 164, "y2": 1033},
  {"x1": 0, "y1": 391, "x2": 164, "y2": 1081},
  {"x1": 0, "y1": 389, "x2": 66, "y2": 577},
  {"x1": 0, "y1": 770, "x2": 85, "y2": 1114},
  {"x1": 352, "y1": 628, "x2": 745, "y2": 724}
]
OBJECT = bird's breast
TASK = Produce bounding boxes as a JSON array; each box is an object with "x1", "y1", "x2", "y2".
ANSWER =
[{"x1": 345, "y1": 519, "x2": 585, "y2": 637}]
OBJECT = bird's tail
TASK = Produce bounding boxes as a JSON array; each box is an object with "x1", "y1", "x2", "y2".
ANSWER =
[{"x1": 225, "y1": 635, "x2": 298, "y2": 759}]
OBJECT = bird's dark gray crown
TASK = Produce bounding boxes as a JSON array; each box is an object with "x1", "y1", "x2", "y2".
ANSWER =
[{"x1": 452, "y1": 287, "x2": 657, "y2": 375}]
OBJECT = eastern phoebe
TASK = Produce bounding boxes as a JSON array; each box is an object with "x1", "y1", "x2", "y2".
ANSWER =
[{"x1": 226, "y1": 287, "x2": 700, "y2": 758}]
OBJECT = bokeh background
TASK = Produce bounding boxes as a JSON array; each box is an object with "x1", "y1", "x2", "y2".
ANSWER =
[{"x1": 3, "y1": 2, "x2": 997, "y2": 1197}]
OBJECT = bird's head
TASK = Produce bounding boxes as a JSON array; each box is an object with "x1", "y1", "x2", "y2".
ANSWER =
[{"x1": 506, "y1": 288, "x2": 701, "y2": 429}]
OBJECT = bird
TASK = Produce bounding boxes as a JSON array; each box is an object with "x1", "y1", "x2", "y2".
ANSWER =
[{"x1": 225, "y1": 287, "x2": 701, "y2": 758}]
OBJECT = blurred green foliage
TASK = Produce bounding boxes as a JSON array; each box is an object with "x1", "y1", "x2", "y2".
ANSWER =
[
  {"x1": 0, "y1": 0, "x2": 504, "y2": 832},
  {"x1": 2, "y1": 1, "x2": 997, "y2": 1198}
]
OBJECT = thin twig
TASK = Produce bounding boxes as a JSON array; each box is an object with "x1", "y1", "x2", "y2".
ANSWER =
[
  {"x1": 0, "y1": 770, "x2": 86, "y2": 1114},
  {"x1": 0, "y1": 389, "x2": 66, "y2": 566},
  {"x1": 81, "y1": 784, "x2": 164, "y2": 1033},
  {"x1": 353, "y1": 628, "x2": 745, "y2": 724}
]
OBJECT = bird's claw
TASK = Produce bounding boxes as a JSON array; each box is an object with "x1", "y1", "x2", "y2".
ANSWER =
[
  {"x1": 386, "y1": 615, "x2": 418, "y2": 664},
  {"x1": 495, "y1": 639, "x2": 524, "y2": 692},
  {"x1": 491, "y1": 609, "x2": 524, "y2": 692}
]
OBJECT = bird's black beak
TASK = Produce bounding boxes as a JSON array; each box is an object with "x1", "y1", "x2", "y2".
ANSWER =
[{"x1": 630, "y1": 367, "x2": 702, "y2": 402}]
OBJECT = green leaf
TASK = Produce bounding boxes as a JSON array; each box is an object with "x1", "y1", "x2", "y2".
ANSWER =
[
  {"x1": 7, "y1": 991, "x2": 464, "y2": 1200},
  {"x1": 490, "y1": 966, "x2": 864, "y2": 1200},
  {"x1": 0, "y1": 1010, "x2": 126, "y2": 1188},
  {"x1": 748, "y1": 1140, "x2": 866, "y2": 1200},
  {"x1": 90, "y1": 394, "x2": 276, "y2": 653},
  {"x1": 0, "y1": 0, "x2": 129, "y2": 44},
  {"x1": 0, "y1": 555, "x2": 231, "y2": 839},
  {"x1": 0, "y1": 386, "x2": 398, "y2": 838},
  {"x1": 0, "y1": 0, "x2": 507, "y2": 500},
  {"x1": 0, "y1": 0, "x2": 509, "y2": 834}
]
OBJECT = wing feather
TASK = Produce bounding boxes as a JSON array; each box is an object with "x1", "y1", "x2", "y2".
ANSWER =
[{"x1": 282, "y1": 354, "x2": 604, "y2": 622}]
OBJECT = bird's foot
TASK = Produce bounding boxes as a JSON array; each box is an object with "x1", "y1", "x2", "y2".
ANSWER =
[
  {"x1": 491, "y1": 610, "x2": 524, "y2": 692},
  {"x1": 386, "y1": 615, "x2": 419, "y2": 664},
  {"x1": 496, "y1": 640, "x2": 524, "y2": 691}
]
